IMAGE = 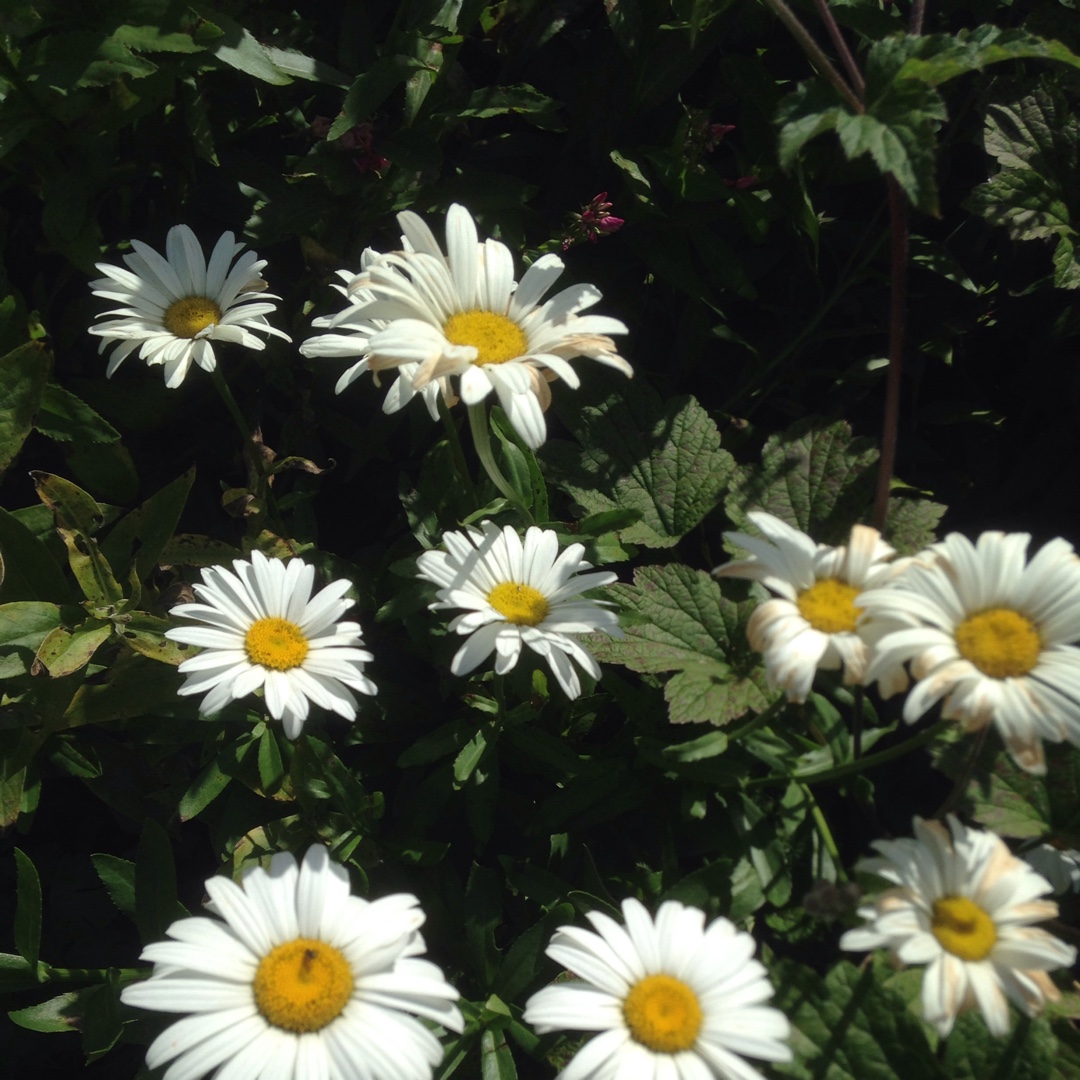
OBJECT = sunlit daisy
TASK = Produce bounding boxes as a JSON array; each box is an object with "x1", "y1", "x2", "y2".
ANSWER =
[
  {"x1": 523, "y1": 897, "x2": 792, "y2": 1080},
  {"x1": 165, "y1": 550, "x2": 376, "y2": 739},
  {"x1": 121, "y1": 845, "x2": 463, "y2": 1080},
  {"x1": 301, "y1": 202, "x2": 631, "y2": 449},
  {"x1": 414, "y1": 520, "x2": 622, "y2": 699},
  {"x1": 860, "y1": 530, "x2": 1080, "y2": 774},
  {"x1": 90, "y1": 224, "x2": 290, "y2": 388},
  {"x1": 298, "y1": 249, "x2": 453, "y2": 421},
  {"x1": 714, "y1": 511, "x2": 905, "y2": 702},
  {"x1": 841, "y1": 815, "x2": 1076, "y2": 1037}
]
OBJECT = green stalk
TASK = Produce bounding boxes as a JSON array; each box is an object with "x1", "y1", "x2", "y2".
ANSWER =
[
  {"x1": 800, "y1": 782, "x2": 847, "y2": 881},
  {"x1": 467, "y1": 404, "x2": 533, "y2": 524},
  {"x1": 438, "y1": 397, "x2": 478, "y2": 509}
]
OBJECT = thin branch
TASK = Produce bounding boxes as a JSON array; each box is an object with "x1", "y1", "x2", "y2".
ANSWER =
[
  {"x1": 872, "y1": 177, "x2": 908, "y2": 532},
  {"x1": 909, "y1": 0, "x2": 927, "y2": 36},
  {"x1": 758, "y1": 0, "x2": 865, "y2": 114},
  {"x1": 812, "y1": 0, "x2": 866, "y2": 98}
]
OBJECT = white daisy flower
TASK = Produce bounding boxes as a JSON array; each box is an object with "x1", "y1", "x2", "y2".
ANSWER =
[
  {"x1": 89, "y1": 224, "x2": 291, "y2": 388},
  {"x1": 713, "y1": 511, "x2": 905, "y2": 702},
  {"x1": 300, "y1": 203, "x2": 631, "y2": 449},
  {"x1": 298, "y1": 250, "x2": 453, "y2": 421},
  {"x1": 414, "y1": 520, "x2": 622, "y2": 699},
  {"x1": 860, "y1": 530, "x2": 1080, "y2": 774},
  {"x1": 522, "y1": 897, "x2": 792, "y2": 1080},
  {"x1": 165, "y1": 550, "x2": 376, "y2": 739},
  {"x1": 841, "y1": 815, "x2": 1076, "y2": 1037},
  {"x1": 121, "y1": 845, "x2": 463, "y2": 1080}
]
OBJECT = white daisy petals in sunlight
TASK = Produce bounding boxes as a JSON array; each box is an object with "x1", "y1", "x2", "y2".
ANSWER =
[
  {"x1": 415, "y1": 520, "x2": 622, "y2": 699},
  {"x1": 523, "y1": 897, "x2": 792, "y2": 1080},
  {"x1": 841, "y1": 815, "x2": 1075, "y2": 1037},
  {"x1": 860, "y1": 530, "x2": 1080, "y2": 774},
  {"x1": 89, "y1": 224, "x2": 291, "y2": 388},
  {"x1": 165, "y1": 550, "x2": 376, "y2": 739},
  {"x1": 714, "y1": 511, "x2": 904, "y2": 703},
  {"x1": 121, "y1": 845, "x2": 463, "y2": 1080},
  {"x1": 299, "y1": 202, "x2": 631, "y2": 448}
]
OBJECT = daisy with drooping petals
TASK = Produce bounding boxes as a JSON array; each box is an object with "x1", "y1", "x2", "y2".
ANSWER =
[
  {"x1": 523, "y1": 897, "x2": 792, "y2": 1080},
  {"x1": 299, "y1": 249, "x2": 454, "y2": 421},
  {"x1": 414, "y1": 521, "x2": 622, "y2": 699},
  {"x1": 860, "y1": 530, "x2": 1080, "y2": 774},
  {"x1": 841, "y1": 815, "x2": 1076, "y2": 1037},
  {"x1": 121, "y1": 845, "x2": 463, "y2": 1080},
  {"x1": 300, "y1": 203, "x2": 631, "y2": 449},
  {"x1": 165, "y1": 550, "x2": 376, "y2": 739},
  {"x1": 713, "y1": 511, "x2": 905, "y2": 702},
  {"x1": 1022, "y1": 843, "x2": 1080, "y2": 895}
]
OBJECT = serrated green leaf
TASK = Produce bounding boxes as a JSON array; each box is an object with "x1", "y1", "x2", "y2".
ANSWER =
[
  {"x1": 0, "y1": 952, "x2": 44, "y2": 993},
  {"x1": 446, "y1": 84, "x2": 565, "y2": 130},
  {"x1": 726, "y1": 418, "x2": 878, "y2": 544},
  {"x1": 885, "y1": 494, "x2": 945, "y2": 554},
  {"x1": 591, "y1": 564, "x2": 772, "y2": 725},
  {"x1": 13, "y1": 848, "x2": 42, "y2": 971},
  {"x1": 776, "y1": 79, "x2": 845, "y2": 171},
  {"x1": 179, "y1": 751, "x2": 236, "y2": 821},
  {"x1": 91, "y1": 855, "x2": 137, "y2": 917},
  {"x1": 32, "y1": 383, "x2": 120, "y2": 445},
  {"x1": 542, "y1": 382, "x2": 733, "y2": 548},
  {"x1": 7, "y1": 990, "x2": 82, "y2": 1033},
  {"x1": 0, "y1": 341, "x2": 49, "y2": 478},
  {"x1": 941, "y1": 1012, "x2": 1058, "y2": 1080},
  {"x1": 965, "y1": 83, "x2": 1080, "y2": 289},
  {"x1": 772, "y1": 959, "x2": 941, "y2": 1079}
]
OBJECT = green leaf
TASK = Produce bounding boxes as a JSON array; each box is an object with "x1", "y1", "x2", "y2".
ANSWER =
[
  {"x1": 330, "y1": 55, "x2": 430, "y2": 140},
  {"x1": 114, "y1": 611, "x2": 187, "y2": 665},
  {"x1": 492, "y1": 903, "x2": 575, "y2": 1003},
  {"x1": 110, "y1": 22, "x2": 207, "y2": 54},
  {"x1": 32, "y1": 620, "x2": 112, "y2": 677},
  {"x1": 32, "y1": 472, "x2": 124, "y2": 608},
  {"x1": 257, "y1": 725, "x2": 285, "y2": 796},
  {"x1": 0, "y1": 601, "x2": 76, "y2": 678},
  {"x1": 542, "y1": 381, "x2": 734, "y2": 548},
  {"x1": 0, "y1": 952, "x2": 43, "y2": 993},
  {"x1": 932, "y1": 729, "x2": 1051, "y2": 838},
  {"x1": 725, "y1": 418, "x2": 878, "y2": 545},
  {"x1": 90, "y1": 855, "x2": 137, "y2": 918},
  {"x1": 32, "y1": 383, "x2": 120, "y2": 444},
  {"x1": 135, "y1": 819, "x2": 182, "y2": 945},
  {"x1": 159, "y1": 532, "x2": 243, "y2": 567},
  {"x1": 61, "y1": 652, "x2": 184, "y2": 727},
  {"x1": 965, "y1": 83, "x2": 1080, "y2": 289},
  {"x1": 941, "y1": 1012, "x2": 1060, "y2": 1080},
  {"x1": 8, "y1": 991, "x2": 82, "y2": 1033},
  {"x1": 772, "y1": 959, "x2": 941, "y2": 1079},
  {"x1": 179, "y1": 752, "x2": 235, "y2": 822},
  {"x1": 481, "y1": 1028, "x2": 518, "y2": 1080},
  {"x1": 885, "y1": 494, "x2": 946, "y2": 554},
  {"x1": 13, "y1": 848, "x2": 42, "y2": 971},
  {"x1": 591, "y1": 564, "x2": 773, "y2": 726},
  {"x1": 80, "y1": 976, "x2": 123, "y2": 1062},
  {"x1": 0, "y1": 507, "x2": 70, "y2": 603},
  {"x1": 0, "y1": 341, "x2": 49, "y2": 478},
  {"x1": 445, "y1": 84, "x2": 565, "y2": 130},
  {"x1": 490, "y1": 408, "x2": 548, "y2": 521},
  {"x1": 204, "y1": 11, "x2": 293, "y2": 85}
]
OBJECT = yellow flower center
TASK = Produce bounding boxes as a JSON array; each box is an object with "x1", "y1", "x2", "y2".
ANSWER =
[
  {"x1": 796, "y1": 578, "x2": 862, "y2": 634},
  {"x1": 443, "y1": 309, "x2": 528, "y2": 365},
  {"x1": 954, "y1": 607, "x2": 1041, "y2": 679},
  {"x1": 931, "y1": 896, "x2": 997, "y2": 962},
  {"x1": 487, "y1": 582, "x2": 550, "y2": 626},
  {"x1": 623, "y1": 974, "x2": 703, "y2": 1054},
  {"x1": 163, "y1": 295, "x2": 223, "y2": 339},
  {"x1": 244, "y1": 617, "x2": 310, "y2": 671},
  {"x1": 253, "y1": 938, "x2": 353, "y2": 1033}
]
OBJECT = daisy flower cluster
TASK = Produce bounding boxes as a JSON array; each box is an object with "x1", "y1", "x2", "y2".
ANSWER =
[{"x1": 715, "y1": 512, "x2": 1080, "y2": 776}]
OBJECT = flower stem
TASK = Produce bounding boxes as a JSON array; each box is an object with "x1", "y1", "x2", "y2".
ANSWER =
[
  {"x1": 467, "y1": 404, "x2": 533, "y2": 524},
  {"x1": 800, "y1": 782, "x2": 847, "y2": 881},
  {"x1": 438, "y1": 397, "x2": 478, "y2": 509},
  {"x1": 811, "y1": 0, "x2": 866, "y2": 98}
]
